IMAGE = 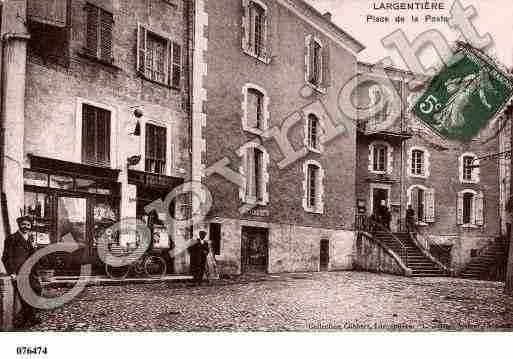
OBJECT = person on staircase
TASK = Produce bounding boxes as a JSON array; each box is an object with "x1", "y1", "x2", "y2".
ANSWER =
[{"x1": 406, "y1": 205, "x2": 416, "y2": 233}]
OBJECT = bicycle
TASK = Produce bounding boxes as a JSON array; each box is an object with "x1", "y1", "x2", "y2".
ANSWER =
[{"x1": 105, "y1": 245, "x2": 167, "y2": 280}]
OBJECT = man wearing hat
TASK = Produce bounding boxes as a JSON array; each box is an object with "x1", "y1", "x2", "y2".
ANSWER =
[{"x1": 2, "y1": 216, "x2": 42, "y2": 327}]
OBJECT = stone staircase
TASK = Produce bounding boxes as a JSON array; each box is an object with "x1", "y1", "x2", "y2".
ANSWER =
[
  {"x1": 373, "y1": 231, "x2": 447, "y2": 277},
  {"x1": 460, "y1": 240, "x2": 507, "y2": 281}
]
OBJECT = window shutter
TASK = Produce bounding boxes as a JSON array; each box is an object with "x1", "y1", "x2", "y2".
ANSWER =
[
  {"x1": 305, "y1": 36, "x2": 311, "y2": 83},
  {"x1": 82, "y1": 104, "x2": 96, "y2": 164},
  {"x1": 85, "y1": 4, "x2": 99, "y2": 57},
  {"x1": 261, "y1": 13, "x2": 268, "y2": 58},
  {"x1": 245, "y1": 148, "x2": 256, "y2": 201},
  {"x1": 28, "y1": 0, "x2": 67, "y2": 27},
  {"x1": 425, "y1": 188, "x2": 435, "y2": 223},
  {"x1": 170, "y1": 42, "x2": 182, "y2": 88},
  {"x1": 137, "y1": 24, "x2": 147, "y2": 74},
  {"x1": 457, "y1": 192, "x2": 464, "y2": 225},
  {"x1": 97, "y1": 108, "x2": 111, "y2": 165},
  {"x1": 100, "y1": 10, "x2": 114, "y2": 63},
  {"x1": 475, "y1": 191, "x2": 484, "y2": 226}
]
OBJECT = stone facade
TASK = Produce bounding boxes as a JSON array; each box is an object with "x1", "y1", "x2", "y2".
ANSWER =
[
  {"x1": 355, "y1": 63, "x2": 502, "y2": 273},
  {"x1": 1, "y1": 0, "x2": 192, "y2": 274}
]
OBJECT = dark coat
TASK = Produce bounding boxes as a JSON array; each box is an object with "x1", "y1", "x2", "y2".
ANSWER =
[
  {"x1": 2, "y1": 231, "x2": 41, "y2": 292},
  {"x1": 188, "y1": 240, "x2": 209, "y2": 273}
]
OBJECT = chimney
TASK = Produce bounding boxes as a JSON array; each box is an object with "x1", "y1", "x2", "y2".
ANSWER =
[{"x1": 323, "y1": 11, "x2": 332, "y2": 21}]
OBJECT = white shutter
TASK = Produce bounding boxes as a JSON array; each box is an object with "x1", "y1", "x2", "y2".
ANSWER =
[
  {"x1": 425, "y1": 188, "x2": 435, "y2": 223},
  {"x1": 137, "y1": 24, "x2": 147, "y2": 74},
  {"x1": 475, "y1": 191, "x2": 484, "y2": 226},
  {"x1": 457, "y1": 192, "x2": 464, "y2": 225}
]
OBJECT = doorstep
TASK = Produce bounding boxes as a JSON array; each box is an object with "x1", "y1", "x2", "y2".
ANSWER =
[{"x1": 44, "y1": 275, "x2": 194, "y2": 288}]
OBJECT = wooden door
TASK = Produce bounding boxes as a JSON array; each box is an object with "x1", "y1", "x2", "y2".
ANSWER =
[{"x1": 241, "y1": 227, "x2": 268, "y2": 273}]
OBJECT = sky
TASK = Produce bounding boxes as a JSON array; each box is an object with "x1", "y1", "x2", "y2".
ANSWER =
[{"x1": 306, "y1": 0, "x2": 513, "y2": 71}]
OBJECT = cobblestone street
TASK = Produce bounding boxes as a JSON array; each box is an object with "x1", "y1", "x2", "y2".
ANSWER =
[{"x1": 27, "y1": 271, "x2": 513, "y2": 331}]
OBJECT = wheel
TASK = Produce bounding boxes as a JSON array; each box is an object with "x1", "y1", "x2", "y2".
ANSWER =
[
  {"x1": 105, "y1": 264, "x2": 129, "y2": 280},
  {"x1": 144, "y1": 256, "x2": 167, "y2": 278}
]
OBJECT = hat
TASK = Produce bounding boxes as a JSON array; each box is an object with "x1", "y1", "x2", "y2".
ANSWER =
[{"x1": 16, "y1": 215, "x2": 33, "y2": 226}]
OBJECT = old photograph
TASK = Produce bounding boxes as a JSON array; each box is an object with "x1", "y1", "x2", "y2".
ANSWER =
[{"x1": 1, "y1": 0, "x2": 513, "y2": 351}]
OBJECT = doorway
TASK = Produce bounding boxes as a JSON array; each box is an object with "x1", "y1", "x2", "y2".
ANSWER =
[
  {"x1": 320, "y1": 239, "x2": 329, "y2": 271},
  {"x1": 372, "y1": 187, "x2": 389, "y2": 215},
  {"x1": 241, "y1": 227, "x2": 269, "y2": 273}
]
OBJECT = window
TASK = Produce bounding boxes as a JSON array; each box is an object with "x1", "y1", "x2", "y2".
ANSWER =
[
  {"x1": 457, "y1": 190, "x2": 484, "y2": 226},
  {"x1": 307, "y1": 114, "x2": 320, "y2": 151},
  {"x1": 408, "y1": 146, "x2": 430, "y2": 178},
  {"x1": 247, "y1": 88, "x2": 264, "y2": 130},
  {"x1": 459, "y1": 152, "x2": 480, "y2": 183},
  {"x1": 245, "y1": 147, "x2": 264, "y2": 202},
  {"x1": 373, "y1": 145, "x2": 387, "y2": 172},
  {"x1": 82, "y1": 103, "x2": 111, "y2": 167},
  {"x1": 411, "y1": 150, "x2": 424, "y2": 176},
  {"x1": 463, "y1": 156, "x2": 474, "y2": 181},
  {"x1": 242, "y1": 0, "x2": 269, "y2": 62},
  {"x1": 145, "y1": 124, "x2": 167, "y2": 174},
  {"x1": 305, "y1": 35, "x2": 329, "y2": 91},
  {"x1": 407, "y1": 185, "x2": 435, "y2": 223},
  {"x1": 369, "y1": 141, "x2": 393, "y2": 175},
  {"x1": 84, "y1": 3, "x2": 114, "y2": 63},
  {"x1": 239, "y1": 144, "x2": 269, "y2": 205},
  {"x1": 463, "y1": 192, "x2": 473, "y2": 224},
  {"x1": 138, "y1": 24, "x2": 182, "y2": 88},
  {"x1": 242, "y1": 84, "x2": 269, "y2": 134},
  {"x1": 302, "y1": 160, "x2": 324, "y2": 213}
]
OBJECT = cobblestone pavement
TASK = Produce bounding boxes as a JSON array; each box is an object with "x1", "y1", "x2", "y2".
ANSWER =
[{"x1": 28, "y1": 271, "x2": 513, "y2": 331}]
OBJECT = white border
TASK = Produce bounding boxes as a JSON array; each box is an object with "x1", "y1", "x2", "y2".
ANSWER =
[
  {"x1": 407, "y1": 145, "x2": 430, "y2": 179},
  {"x1": 369, "y1": 183, "x2": 391, "y2": 216},
  {"x1": 139, "y1": 118, "x2": 174, "y2": 176},
  {"x1": 368, "y1": 140, "x2": 393, "y2": 175},
  {"x1": 459, "y1": 152, "x2": 480, "y2": 184}
]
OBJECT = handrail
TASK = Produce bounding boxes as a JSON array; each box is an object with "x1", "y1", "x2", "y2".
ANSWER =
[
  {"x1": 355, "y1": 214, "x2": 408, "y2": 266},
  {"x1": 409, "y1": 231, "x2": 452, "y2": 275}
]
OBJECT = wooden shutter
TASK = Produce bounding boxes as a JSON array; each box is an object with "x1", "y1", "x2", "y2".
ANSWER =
[
  {"x1": 82, "y1": 104, "x2": 96, "y2": 164},
  {"x1": 475, "y1": 191, "x2": 484, "y2": 226},
  {"x1": 170, "y1": 42, "x2": 182, "y2": 88},
  {"x1": 100, "y1": 10, "x2": 114, "y2": 63},
  {"x1": 425, "y1": 188, "x2": 435, "y2": 223},
  {"x1": 85, "y1": 4, "x2": 99, "y2": 57},
  {"x1": 137, "y1": 24, "x2": 147, "y2": 74},
  {"x1": 97, "y1": 108, "x2": 111, "y2": 165},
  {"x1": 28, "y1": 0, "x2": 67, "y2": 27},
  {"x1": 82, "y1": 104, "x2": 110, "y2": 166},
  {"x1": 457, "y1": 192, "x2": 464, "y2": 225}
]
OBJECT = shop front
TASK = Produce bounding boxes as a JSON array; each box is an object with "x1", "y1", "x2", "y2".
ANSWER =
[
  {"x1": 23, "y1": 156, "x2": 121, "y2": 276},
  {"x1": 128, "y1": 169, "x2": 185, "y2": 275}
]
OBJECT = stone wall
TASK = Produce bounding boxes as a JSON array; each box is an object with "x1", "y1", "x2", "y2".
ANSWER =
[
  {"x1": 212, "y1": 218, "x2": 355, "y2": 275},
  {"x1": 354, "y1": 233, "x2": 405, "y2": 276}
]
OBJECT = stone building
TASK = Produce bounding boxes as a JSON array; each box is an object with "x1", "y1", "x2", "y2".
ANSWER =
[
  {"x1": 356, "y1": 62, "x2": 502, "y2": 273},
  {"x1": 0, "y1": 0, "x2": 193, "y2": 275},
  {"x1": 197, "y1": 0, "x2": 364, "y2": 275}
]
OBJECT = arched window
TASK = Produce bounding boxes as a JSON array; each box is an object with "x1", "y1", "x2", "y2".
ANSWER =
[
  {"x1": 407, "y1": 185, "x2": 435, "y2": 224},
  {"x1": 457, "y1": 189, "x2": 484, "y2": 226},
  {"x1": 242, "y1": 0, "x2": 269, "y2": 62}
]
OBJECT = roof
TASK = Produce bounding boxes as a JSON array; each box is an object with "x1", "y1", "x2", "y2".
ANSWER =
[{"x1": 278, "y1": 0, "x2": 366, "y2": 54}]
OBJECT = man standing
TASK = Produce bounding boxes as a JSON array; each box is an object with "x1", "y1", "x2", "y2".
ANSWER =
[
  {"x1": 188, "y1": 231, "x2": 210, "y2": 286},
  {"x1": 2, "y1": 216, "x2": 42, "y2": 327}
]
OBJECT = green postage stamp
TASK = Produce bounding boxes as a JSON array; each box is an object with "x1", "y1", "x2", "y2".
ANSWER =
[{"x1": 412, "y1": 44, "x2": 513, "y2": 142}]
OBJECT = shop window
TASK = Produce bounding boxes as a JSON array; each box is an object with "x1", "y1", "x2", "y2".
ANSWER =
[
  {"x1": 84, "y1": 3, "x2": 114, "y2": 64},
  {"x1": 24, "y1": 192, "x2": 52, "y2": 246},
  {"x1": 82, "y1": 103, "x2": 111, "y2": 167},
  {"x1": 145, "y1": 123, "x2": 167, "y2": 174},
  {"x1": 50, "y1": 175, "x2": 74, "y2": 190},
  {"x1": 24, "y1": 171, "x2": 49, "y2": 187},
  {"x1": 137, "y1": 24, "x2": 182, "y2": 88},
  {"x1": 242, "y1": 0, "x2": 269, "y2": 63}
]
